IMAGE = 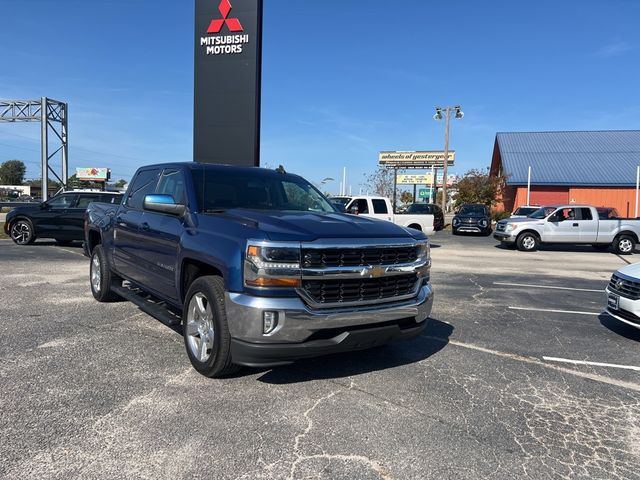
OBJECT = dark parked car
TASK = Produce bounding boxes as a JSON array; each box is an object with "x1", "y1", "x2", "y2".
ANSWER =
[
  {"x1": 452, "y1": 204, "x2": 492, "y2": 235},
  {"x1": 402, "y1": 203, "x2": 445, "y2": 231},
  {"x1": 4, "y1": 191, "x2": 123, "y2": 245}
]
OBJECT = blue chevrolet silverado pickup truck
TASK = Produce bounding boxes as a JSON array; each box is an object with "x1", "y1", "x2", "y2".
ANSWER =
[{"x1": 84, "y1": 163, "x2": 434, "y2": 377}]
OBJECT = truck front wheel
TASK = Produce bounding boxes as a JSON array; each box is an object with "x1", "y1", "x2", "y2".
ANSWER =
[
  {"x1": 90, "y1": 244, "x2": 122, "y2": 302},
  {"x1": 614, "y1": 235, "x2": 636, "y2": 255},
  {"x1": 183, "y1": 276, "x2": 240, "y2": 378},
  {"x1": 516, "y1": 232, "x2": 539, "y2": 252}
]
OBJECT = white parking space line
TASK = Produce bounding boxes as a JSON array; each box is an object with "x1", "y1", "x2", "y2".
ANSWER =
[
  {"x1": 543, "y1": 356, "x2": 640, "y2": 372},
  {"x1": 508, "y1": 306, "x2": 602, "y2": 316},
  {"x1": 494, "y1": 282, "x2": 604, "y2": 293}
]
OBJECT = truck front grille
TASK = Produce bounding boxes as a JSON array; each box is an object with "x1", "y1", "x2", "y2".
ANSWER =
[
  {"x1": 608, "y1": 274, "x2": 640, "y2": 300},
  {"x1": 302, "y1": 246, "x2": 418, "y2": 268},
  {"x1": 302, "y1": 274, "x2": 418, "y2": 305}
]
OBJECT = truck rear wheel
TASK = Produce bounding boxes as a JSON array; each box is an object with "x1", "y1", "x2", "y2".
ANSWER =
[
  {"x1": 90, "y1": 245, "x2": 122, "y2": 302},
  {"x1": 516, "y1": 232, "x2": 539, "y2": 252},
  {"x1": 614, "y1": 235, "x2": 636, "y2": 255},
  {"x1": 182, "y1": 276, "x2": 240, "y2": 378}
]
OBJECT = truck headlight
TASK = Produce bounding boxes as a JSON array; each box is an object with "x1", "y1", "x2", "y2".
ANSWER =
[
  {"x1": 417, "y1": 241, "x2": 430, "y2": 260},
  {"x1": 452, "y1": 217, "x2": 460, "y2": 226},
  {"x1": 244, "y1": 241, "x2": 301, "y2": 288},
  {"x1": 505, "y1": 224, "x2": 518, "y2": 233}
]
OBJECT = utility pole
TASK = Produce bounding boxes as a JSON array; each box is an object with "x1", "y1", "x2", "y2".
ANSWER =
[{"x1": 434, "y1": 105, "x2": 463, "y2": 213}]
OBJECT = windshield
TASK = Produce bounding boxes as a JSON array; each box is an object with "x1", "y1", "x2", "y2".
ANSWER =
[
  {"x1": 459, "y1": 205, "x2": 486, "y2": 215},
  {"x1": 514, "y1": 207, "x2": 539, "y2": 216},
  {"x1": 528, "y1": 206, "x2": 556, "y2": 219},
  {"x1": 192, "y1": 167, "x2": 336, "y2": 213},
  {"x1": 330, "y1": 197, "x2": 352, "y2": 207}
]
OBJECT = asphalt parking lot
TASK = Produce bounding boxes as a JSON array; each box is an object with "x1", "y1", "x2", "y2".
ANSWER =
[{"x1": 1, "y1": 234, "x2": 639, "y2": 479}]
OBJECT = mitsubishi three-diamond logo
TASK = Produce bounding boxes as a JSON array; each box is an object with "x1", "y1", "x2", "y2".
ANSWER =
[
  {"x1": 200, "y1": 0, "x2": 249, "y2": 55},
  {"x1": 207, "y1": 0, "x2": 243, "y2": 33}
]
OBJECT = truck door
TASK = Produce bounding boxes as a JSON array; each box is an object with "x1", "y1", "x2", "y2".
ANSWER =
[
  {"x1": 576, "y1": 207, "x2": 598, "y2": 243},
  {"x1": 543, "y1": 208, "x2": 580, "y2": 242},
  {"x1": 113, "y1": 168, "x2": 161, "y2": 281},
  {"x1": 136, "y1": 168, "x2": 186, "y2": 301},
  {"x1": 371, "y1": 198, "x2": 392, "y2": 221}
]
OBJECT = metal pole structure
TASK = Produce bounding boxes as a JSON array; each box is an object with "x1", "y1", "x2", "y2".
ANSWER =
[
  {"x1": 635, "y1": 165, "x2": 639, "y2": 218},
  {"x1": 431, "y1": 166, "x2": 436, "y2": 204},
  {"x1": 392, "y1": 167, "x2": 398, "y2": 213},
  {"x1": 413, "y1": 184, "x2": 416, "y2": 203},
  {"x1": 40, "y1": 97, "x2": 49, "y2": 200},
  {"x1": 527, "y1": 165, "x2": 532, "y2": 206},
  {"x1": 342, "y1": 167, "x2": 346, "y2": 196},
  {"x1": 442, "y1": 109, "x2": 451, "y2": 213},
  {"x1": 61, "y1": 102, "x2": 68, "y2": 189}
]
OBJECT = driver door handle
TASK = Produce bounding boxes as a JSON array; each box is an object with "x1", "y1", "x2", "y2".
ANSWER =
[
  {"x1": 573, "y1": 223, "x2": 579, "y2": 227},
  {"x1": 141, "y1": 222, "x2": 150, "y2": 232}
]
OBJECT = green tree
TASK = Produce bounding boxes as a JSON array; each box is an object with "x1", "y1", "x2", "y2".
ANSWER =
[
  {"x1": 454, "y1": 168, "x2": 506, "y2": 208},
  {"x1": 115, "y1": 179, "x2": 128, "y2": 188},
  {"x1": 0, "y1": 160, "x2": 26, "y2": 185},
  {"x1": 400, "y1": 191, "x2": 413, "y2": 204}
]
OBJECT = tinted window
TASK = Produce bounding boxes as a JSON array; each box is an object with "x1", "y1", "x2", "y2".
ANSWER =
[
  {"x1": 156, "y1": 169, "x2": 186, "y2": 204},
  {"x1": 191, "y1": 167, "x2": 335, "y2": 213},
  {"x1": 101, "y1": 194, "x2": 123, "y2": 204},
  {"x1": 459, "y1": 205, "x2": 486, "y2": 215},
  {"x1": 407, "y1": 204, "x2": 428, "y2": 214},
  {"x1": 355, "y1": 199, "x2": 369, "y2": 214},
  {"x1": 48, "y1": 194, "x2": 77, "y2": 210},
  {"x1": 125, "y1": 169, "x2": 160, "y2": 210},
  {"x1": 76, "y1": 194, "x2": 99, "y2": 209},
  {"x1": 372, "y1": 199, "x2": 388, "y2": 214},
  {"x1": 578, "y1": 208, "x2": 593, "y2": 221}
]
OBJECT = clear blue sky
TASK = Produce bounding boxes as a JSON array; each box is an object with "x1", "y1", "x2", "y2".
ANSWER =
[{"x1": 1, "y1": 0, "x2": 639, "y2": 194}]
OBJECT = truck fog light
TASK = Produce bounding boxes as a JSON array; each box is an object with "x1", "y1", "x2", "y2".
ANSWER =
[{"x1": 263, "y1": 311, "x2": 278, "y2": 334}]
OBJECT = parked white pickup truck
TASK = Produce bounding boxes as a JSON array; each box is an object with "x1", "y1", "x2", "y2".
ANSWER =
[
  {"x1": 331, "y1": 196, "x2": 436, "y2": 235},
  {"x1": 494, "y1": 205, "x2": 640, "y2": 254}
]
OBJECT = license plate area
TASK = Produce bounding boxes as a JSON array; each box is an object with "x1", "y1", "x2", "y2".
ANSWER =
[{"x1": 607, "y1": 293, "x2": 619, "y2": 310}]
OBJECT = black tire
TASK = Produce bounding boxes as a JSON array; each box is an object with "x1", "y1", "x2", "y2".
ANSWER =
[
  {"x1": 452, "y1": 228, "x2": 459, "y2": 236},
  {"x1": 9, "y1": 218, "x2": 36, "y2": 245},
  {"x1": 592, "y1": 244, "x2": 610, "y2": 251},
  {"x1": 614, "y1": 235, "x2": 636, "y2": 255},
  {"x1": 516, "y1": 232, "x2": 539, "y2": 252},
  {"x1": 182, "y1": 276, "x2": 240, "y2": 378},
  {"x1": 90, "y1": 244, "x2": 122, "y2": 302}
]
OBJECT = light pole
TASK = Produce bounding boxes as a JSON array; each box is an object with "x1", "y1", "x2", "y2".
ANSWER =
[{"x1": 434, "y1": 105, "x2": 463, "y2": 213}]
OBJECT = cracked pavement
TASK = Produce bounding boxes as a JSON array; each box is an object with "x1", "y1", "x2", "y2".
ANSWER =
[{"x1": 1, "y1": 236, "x2": 639, "y2": 479}]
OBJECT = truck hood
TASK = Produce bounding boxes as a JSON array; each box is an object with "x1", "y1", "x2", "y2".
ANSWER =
[
  {"x1": 212, "y1": 209, "x2": 423, "y2": 242},
  {"x1": 616, "y1": 261, "x2": 640, "y2": 280}
]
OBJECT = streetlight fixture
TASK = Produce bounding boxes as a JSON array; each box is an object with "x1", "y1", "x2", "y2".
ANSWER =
[{"x1": 434, "y1": 105, "x2": 463, "y2": 213}]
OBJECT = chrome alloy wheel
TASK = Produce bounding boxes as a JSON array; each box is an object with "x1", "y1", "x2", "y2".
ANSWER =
[
  {"x1": 186, "y1": 292, "x2": 215, "y2": 363},
  {"x1": 522, "y1": 236, "x2": 536, "y2": 250},
  {"x1": 10, "y1": 221, "x2": 31, "y2": 244},
  {"x1": 91, "y1": 254, "x2": 101, "y2": 293},
  {"x1": 619, "y1": 239, "x2": 633, "y2": 254}
]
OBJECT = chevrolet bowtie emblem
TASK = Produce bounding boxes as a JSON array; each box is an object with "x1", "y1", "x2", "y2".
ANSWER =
[{"x1": 364, "y1": 266, "x2": 387, "y2": 278}]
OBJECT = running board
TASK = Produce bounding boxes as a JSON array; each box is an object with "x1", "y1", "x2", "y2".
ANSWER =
[{"x1": 112, "y1": 285, "x2": 182, "y2": 327}]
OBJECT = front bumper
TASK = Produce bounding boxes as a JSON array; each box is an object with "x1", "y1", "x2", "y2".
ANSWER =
[
  {"x1": 494, "y1": 231, "x2": 516, "y2": 243},
  {"x1": 225, "y1": 283, "x2": 434, "y2": 367},
  {"x1": 605, "y1": 288, "x2": 640, "y2": 330}
]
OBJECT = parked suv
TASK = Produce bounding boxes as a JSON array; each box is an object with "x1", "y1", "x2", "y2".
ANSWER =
[
  {"x1": 5, "y1": 191, "x2": 123, "y2": 245},
  {"x1": 452, "y1": 204, "x2": 492, "y2": 235}
]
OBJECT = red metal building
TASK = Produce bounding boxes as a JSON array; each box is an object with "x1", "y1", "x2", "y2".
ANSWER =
[{"x1": 490, "y1": 131, "x2": 640, "y2": 216}]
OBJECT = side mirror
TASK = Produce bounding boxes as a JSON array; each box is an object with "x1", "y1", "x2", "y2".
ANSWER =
[{"x1": 143, "y1": 194, "x2": 186, "y2": 216}]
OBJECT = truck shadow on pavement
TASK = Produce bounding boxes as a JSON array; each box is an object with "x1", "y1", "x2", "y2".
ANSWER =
[
  {"x1": 254, "y1": 319, "x2": 453, "y2": 384},
  {"x1": 599, "y1": 313, "x2": 640, "y2": 342}
]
